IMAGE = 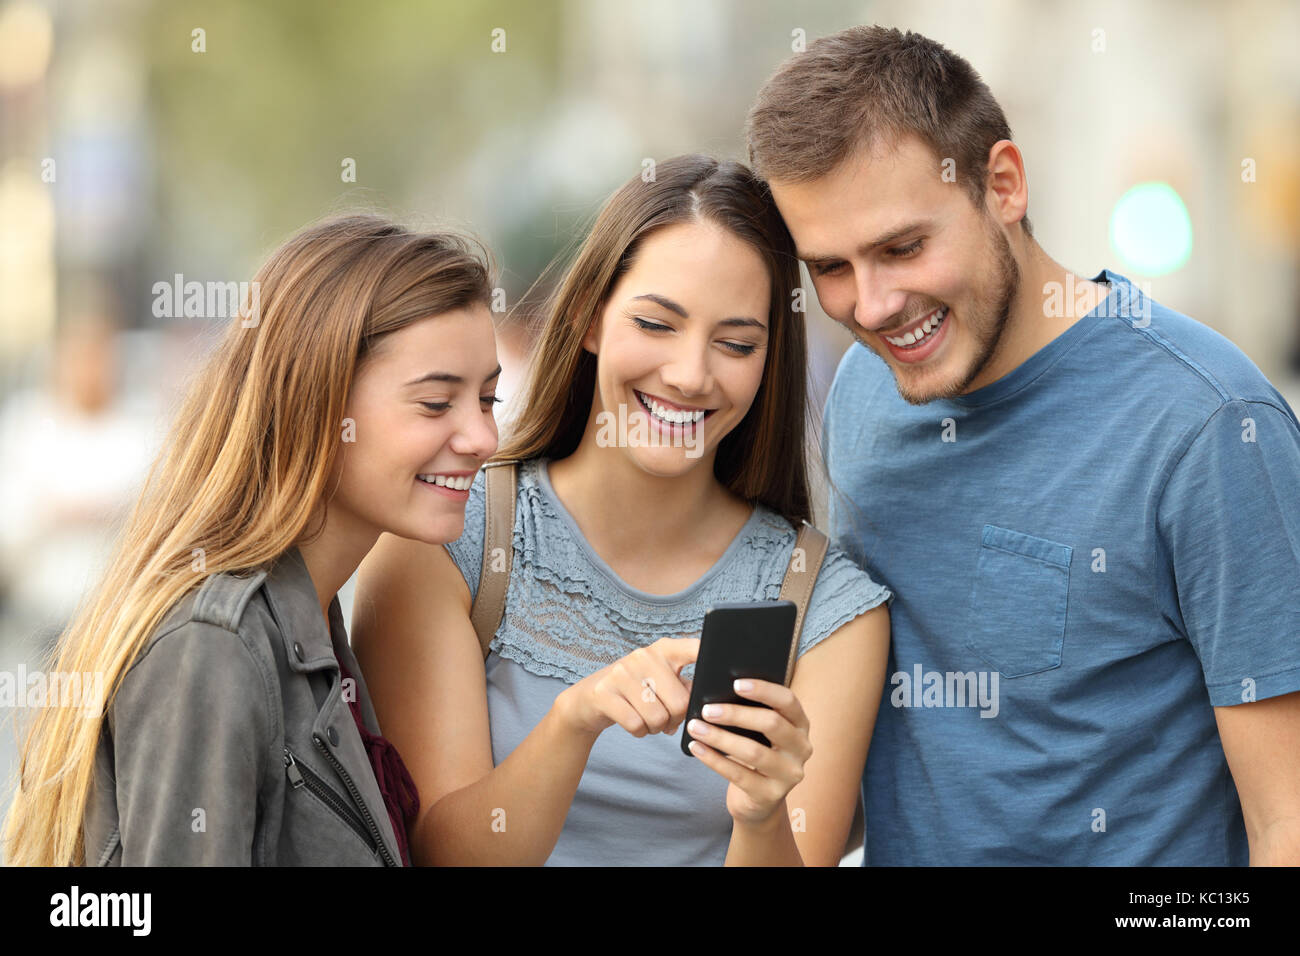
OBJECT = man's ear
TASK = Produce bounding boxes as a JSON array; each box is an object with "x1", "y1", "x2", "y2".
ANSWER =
[
  {"x1": 984, "y1": 139, "x2": 1028, "y2": 230},
  {"x1": 581, "y1": 299, "x2": 605, "y2": 354}
]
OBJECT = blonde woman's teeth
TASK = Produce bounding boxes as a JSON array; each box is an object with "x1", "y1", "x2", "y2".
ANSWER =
[{"x1": 418, "y1": 473, "x2": 474, "y2": 489}]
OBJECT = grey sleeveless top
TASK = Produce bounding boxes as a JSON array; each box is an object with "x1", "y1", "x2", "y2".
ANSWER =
[{"x1": 444, "y1": 457, "x2": 891, "y2": 865}]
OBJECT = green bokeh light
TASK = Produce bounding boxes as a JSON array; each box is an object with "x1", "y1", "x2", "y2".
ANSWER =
[{"x1": 1109, "y1": 182, "x2": 1193, "y2": 276}]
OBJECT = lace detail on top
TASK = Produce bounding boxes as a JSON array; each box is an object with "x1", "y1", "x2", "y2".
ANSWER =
[{"x1": 444, "y1": 458, "x2": 891, "y2": 684}]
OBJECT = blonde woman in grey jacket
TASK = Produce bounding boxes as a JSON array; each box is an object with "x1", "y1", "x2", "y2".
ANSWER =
[{"x1": 2, "y1": 215, "x2": 502, "y2": 866}]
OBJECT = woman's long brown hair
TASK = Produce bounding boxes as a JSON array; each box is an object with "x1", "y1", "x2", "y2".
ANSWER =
[
  {"x1": 496, "y1": 155, "x2": 813, "y2": 526},
  {"x1": 2, "y1": 214, "x2": 493, "y2": 865}
]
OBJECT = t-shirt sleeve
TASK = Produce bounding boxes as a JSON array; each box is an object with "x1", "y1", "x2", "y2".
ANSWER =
[
  {"x1": 796, "y1": 544, "x2": 892, "y2": 659},
  {"x1": 820, "y1": 346, "x2": 857, "y2": 487},
  {"x1": 443, "y1": 467, "x2": 488, "y2": 603},
  {"x1": 821, "y1": 346, "x2": 873, "y2": 564},
  {"x1": 1156, "y1": 398, "x2": 1300, "y2": 706}
]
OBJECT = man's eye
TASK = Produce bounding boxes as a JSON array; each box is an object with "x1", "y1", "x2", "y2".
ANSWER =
[
  {"x1": 888, "y1": 239, "x2": 924, "y2": 259},
  {"x1": 632, "y1": 316, "x2": 672, "y2": 332},
  {"x1": 813, "y1": 261, "x2": 846, "y2": 277}
]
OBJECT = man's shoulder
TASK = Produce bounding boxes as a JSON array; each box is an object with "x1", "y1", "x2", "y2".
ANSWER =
[
  {"x1": 832, "y1": 341, "x2": 892, "y2": 391},
  {"x1": 1097, "y1": 274, "x2": 1296, "y2": 422},
  {"x1": 825, "y1": 343, "x2": 896, "y2": 430}
]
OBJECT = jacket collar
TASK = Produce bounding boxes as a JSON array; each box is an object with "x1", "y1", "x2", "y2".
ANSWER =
[
  {"x1": 263, "y1": 545, "x2": 338, "y2": 673},
  {"x1": 262, "y1": 546, "x2": 387, "y2": 731},
  {"x1": 261, "y1": 545, "x2": 404, "y2": 865}
]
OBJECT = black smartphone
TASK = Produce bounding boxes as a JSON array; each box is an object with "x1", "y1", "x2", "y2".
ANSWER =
[{"x1": 680, "y1": 600, "x2": 798, "y2": 757}]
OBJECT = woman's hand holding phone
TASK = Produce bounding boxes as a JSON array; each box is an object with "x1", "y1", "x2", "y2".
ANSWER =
[
  {"x1": 686, "y1": 680, "x2": 813, "y2": 827},
  {"x1": 554, "y1": 637, "x2": 700, "y2": 740}
]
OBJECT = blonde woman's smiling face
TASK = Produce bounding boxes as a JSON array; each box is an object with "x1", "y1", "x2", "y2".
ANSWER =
[
  {"x1": 333, "y1": 304, "x2": 501, "y2": 545},
  {"x1": 582, "y1": 219, "x2": 772, "y2": 477}
]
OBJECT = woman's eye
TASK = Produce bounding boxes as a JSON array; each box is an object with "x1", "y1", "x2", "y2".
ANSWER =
[
  {"x1": 632, "y1": 316, "x2": 672, "y2": 332},
  {"x1": 721, "y1": 341, "x2": 758, "y2": 356},
  {"x1": 888, "y1": 239, "x2": 924, "y2": 259},
  {"x1": 421, "y1": 396, "x2": 502, "y2": 412}
]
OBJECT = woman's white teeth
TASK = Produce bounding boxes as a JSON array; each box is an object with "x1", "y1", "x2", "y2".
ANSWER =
[
  {"x1": 637, "y1": 390, "x2": 705, "y2": 424},
  {"x1": 419, "y1": 473, "x2": 473, "y2": 490},
  {"x1": 886, "y1": 306, "x2": 947, "y2": 348}
]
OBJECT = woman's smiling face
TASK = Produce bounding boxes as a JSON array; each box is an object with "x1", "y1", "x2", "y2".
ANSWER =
[
  {"x1": 582, "y1": 219, "x2": 772, "y2": 477},
  {"x1": 331, "y1": 303, "x2": 501, "y2": 546}
]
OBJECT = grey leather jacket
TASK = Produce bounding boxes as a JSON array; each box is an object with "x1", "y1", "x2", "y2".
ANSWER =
[{"x1": 82, "y1": 546, "x2": 406, "y2": 866}]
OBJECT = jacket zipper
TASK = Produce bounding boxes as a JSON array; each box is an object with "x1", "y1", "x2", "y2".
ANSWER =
[
  {"x1": 283, "y1": 746, "x2": 393, "y2": 864},
  {"x1": 310, "y1": 734, "x2": 400, "y2": 867}
]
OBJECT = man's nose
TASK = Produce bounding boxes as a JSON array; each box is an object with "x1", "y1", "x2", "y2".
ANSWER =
[{"x1": 852, "y1": 266, "x2": 908, "y2": 333}]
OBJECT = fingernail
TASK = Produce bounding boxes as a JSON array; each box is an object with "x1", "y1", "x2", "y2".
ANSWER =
[
  {"x1": 688, "y1": 719, "x2": 709, "y2": 736},
  {"x1": 734, "y1": 679, "x2": 752, "y2": 692},
  {"x1": 701, "y1": 704, "x2": 722, "y2": 718}
]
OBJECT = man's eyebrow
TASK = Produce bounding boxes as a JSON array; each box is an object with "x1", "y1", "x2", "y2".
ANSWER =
[
  {"x1": 796, "y1": 219, "x2": 934, "y2": 263},
  {"x1": 631, "y1": 294, "x2": 766, "y2": 330},
  {"x1": 403, "y1": 365, "x2": 502, "y2": 388}
]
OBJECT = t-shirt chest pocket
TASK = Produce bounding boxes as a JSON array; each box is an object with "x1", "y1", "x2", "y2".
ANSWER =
[{"x1": 965, "y1": 525, "x2": 1072, "y2": 678}]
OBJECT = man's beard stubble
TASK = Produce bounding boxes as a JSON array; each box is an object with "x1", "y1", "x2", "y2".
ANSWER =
[{"x1": 856, "y1": 217, "x2": 1021, "y2": 406}]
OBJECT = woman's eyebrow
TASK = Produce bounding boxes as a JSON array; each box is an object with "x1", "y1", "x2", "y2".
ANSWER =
[
  {"x1": 632, "y1": 292, "x2": 688, "y2": 316},
  {"x1": 404, "y1": 371, "x2": 462, "y2": 387},
  {"x1": 403, "y1": 364, "x2": 502, "y2": 388},
  {"x1": 631, "y1": 293, "x2": 764, "y2": 330}
]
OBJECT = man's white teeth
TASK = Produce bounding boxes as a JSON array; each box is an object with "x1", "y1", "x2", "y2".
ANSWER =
[
  {"x1": 636, "y1": 390, "x2": 706, "y2": 424},
  {"x1": 418, "y1": 473, "x2": 474, "y2": 490},
  {"x1": 886, "y1": 306, "x2": 948, "y2": 348}
]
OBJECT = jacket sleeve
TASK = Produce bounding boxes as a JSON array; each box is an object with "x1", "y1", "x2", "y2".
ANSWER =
[{"x1": 110, "y1": 621, "x2": 274, "y2": 865}]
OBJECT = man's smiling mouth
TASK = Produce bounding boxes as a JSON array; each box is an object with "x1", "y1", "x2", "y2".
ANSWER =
[{"x1": 882, "y1": 306, "x2": 948, "y2": 349}]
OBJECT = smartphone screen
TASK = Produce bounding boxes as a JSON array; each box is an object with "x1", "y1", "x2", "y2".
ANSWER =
[{"x1": 680, "y1": 600, "x2": 797, "y2": 757}]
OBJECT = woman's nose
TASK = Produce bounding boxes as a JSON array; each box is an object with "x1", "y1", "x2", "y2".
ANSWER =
[
  {"x1": 658, "y1": 343, "x2": 713, "y2": 399},
  {"x1": 450, "y1": 406, "x2": 498, "y2": 460}
]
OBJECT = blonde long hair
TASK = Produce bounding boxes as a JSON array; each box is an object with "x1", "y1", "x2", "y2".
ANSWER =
[{"x1": 2, "y1": 214, "x2": 493, "y2": 865}]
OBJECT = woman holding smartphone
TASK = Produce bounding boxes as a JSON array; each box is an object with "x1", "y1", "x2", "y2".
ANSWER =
[
  {"x1": 352, "y1": 156, "x2": 893, "y2": 866},
  {"x1": 2, "y1": 215, "x2": 502, "y2": 866}
]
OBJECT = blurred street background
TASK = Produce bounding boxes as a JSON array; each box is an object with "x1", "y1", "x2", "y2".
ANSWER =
[{"x1": 1, "y1": 0, "x2": 1298, "y2": 865}]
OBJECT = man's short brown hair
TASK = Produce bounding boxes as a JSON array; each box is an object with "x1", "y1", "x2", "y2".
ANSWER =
[{"x1": 746, "y1": 25, "x2": 1033, "y2": 239}]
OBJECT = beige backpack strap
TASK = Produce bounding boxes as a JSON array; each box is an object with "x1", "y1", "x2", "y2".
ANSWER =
[
  {"x1": 778, "y1": 521, "x2": 829, "y2": 685},
  {"x1": 470, "y1": 461, "x2": 518, "y2": 659},
  {"x1": 779, "y1": 520, "x2": 866, "y2": 861}
]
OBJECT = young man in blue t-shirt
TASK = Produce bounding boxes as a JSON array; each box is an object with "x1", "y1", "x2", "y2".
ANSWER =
[{"x1": 747, "y1": 25, "x2": 1300, "y2": 865}]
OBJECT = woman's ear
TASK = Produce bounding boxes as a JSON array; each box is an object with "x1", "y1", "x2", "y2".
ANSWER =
[{"x1": 581, "y1": 300, "x2": 605, "y2": 355}]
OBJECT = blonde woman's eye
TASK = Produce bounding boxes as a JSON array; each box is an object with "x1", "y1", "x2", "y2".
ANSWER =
[
  {"x1": 420, "y1": 401, "x2": 451, "y2": 412},
  {"x1": 481, "y1": 395, "x2": 503, "y2": 406}
]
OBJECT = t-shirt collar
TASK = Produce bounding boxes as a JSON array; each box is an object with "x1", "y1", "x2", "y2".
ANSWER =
[{"x1": 946, "y1": 268, "x2": 1133, "y2": 408}]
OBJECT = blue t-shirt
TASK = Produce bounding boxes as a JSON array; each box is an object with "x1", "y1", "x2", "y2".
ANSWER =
[
  {"x1": 444, "y1": 457, "x2": 892, "y2": 865},
  {"x1": 823, "y1": 268, "x2": 1300, "y2": 865}
]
